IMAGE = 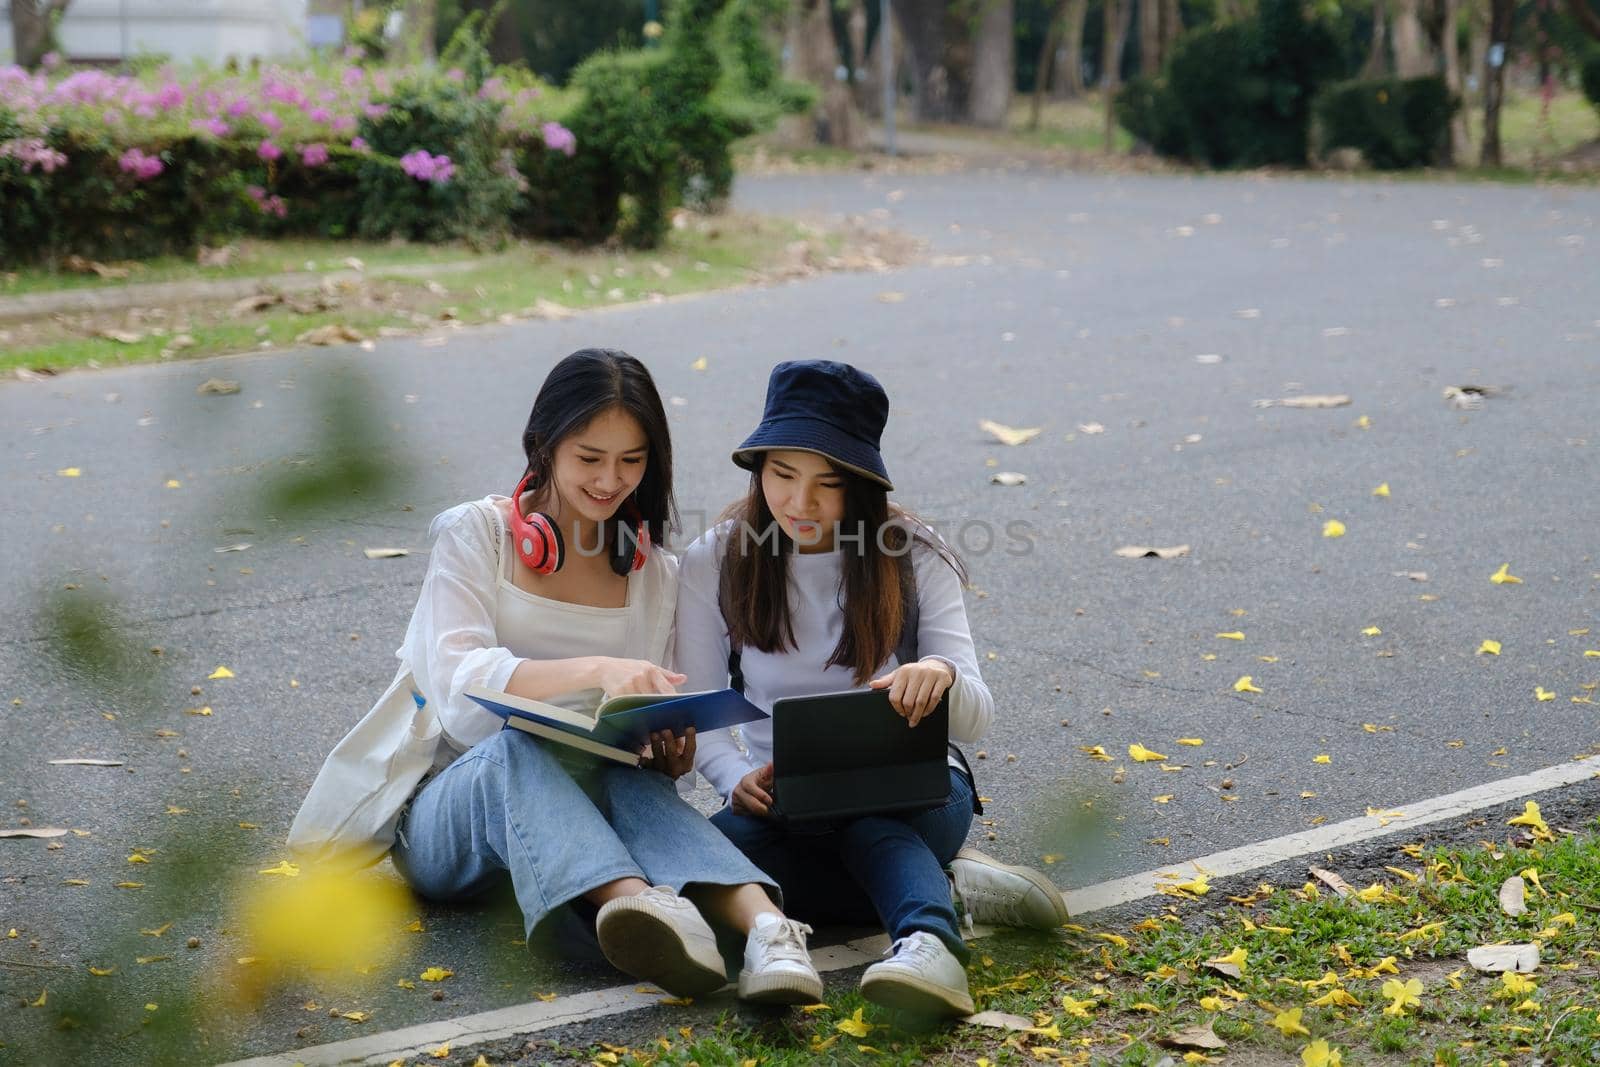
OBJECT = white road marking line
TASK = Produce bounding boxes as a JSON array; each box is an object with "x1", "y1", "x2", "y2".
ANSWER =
[{"x1": 224, "y1": 756, "x2": 1596, "y2": 1066}]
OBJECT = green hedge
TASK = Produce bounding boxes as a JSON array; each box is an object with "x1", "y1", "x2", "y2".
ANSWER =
[
  {"x1": 1583, "y1": 49, "x2": 1600, "y2": 112},
  {"x1": 1115, "y1": 0, "x2": 1347, "y2": 168},
  {"x1": 1313, "y1": 75, "x2": 1458, "y2": 169}
]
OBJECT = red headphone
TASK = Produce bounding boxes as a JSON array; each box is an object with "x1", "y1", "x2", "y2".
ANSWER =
[{"x1": 509, "y1": 471, "x2": 650, "y2": 576}]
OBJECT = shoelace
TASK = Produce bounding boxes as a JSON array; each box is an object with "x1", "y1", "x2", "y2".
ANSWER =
[
  {"x1": 760, "y1": 920, "x2": 814, "y2": 964},
  {"x1": 637, "y1": 885, "x2": 686, "y2": 909},
  {"x1": 883, "y1": 933, "x2": 944, "y2": 968}
]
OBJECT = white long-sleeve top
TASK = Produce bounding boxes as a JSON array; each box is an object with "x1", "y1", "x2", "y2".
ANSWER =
[
  {"x1": 675, "y1": 521, "x2": 995, "y2": 800},
  {"x1": 399, "y1": 497, "x2": 677, "y2": 764}
]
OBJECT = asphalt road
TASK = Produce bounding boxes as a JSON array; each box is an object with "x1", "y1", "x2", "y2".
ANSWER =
[{"x1": 2, "y1": 166, "x2": 1597, "y2": 1063}]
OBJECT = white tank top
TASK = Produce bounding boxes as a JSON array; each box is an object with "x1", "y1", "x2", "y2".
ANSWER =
[{"x1": 493, "y1": 516, "x2": 632, "y2": 717}]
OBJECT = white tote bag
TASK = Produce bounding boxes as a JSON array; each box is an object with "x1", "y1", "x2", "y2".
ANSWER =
[{"x1": 287, "y1": 665, "x2": 442, "y2": 868}]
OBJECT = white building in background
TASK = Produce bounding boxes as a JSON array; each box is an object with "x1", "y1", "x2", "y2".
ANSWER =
[{"x1": 1, "y1": 0, "x2": 310, "y2": 66}]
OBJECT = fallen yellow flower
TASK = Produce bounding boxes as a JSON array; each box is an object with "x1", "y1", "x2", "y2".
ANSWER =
[
  {"x1": 1323, "y1": 519, "x2": 1346, "y2": 538},
  {"x1": 1301, "y1": 1039, "x2": 1343, "y2": 1067},
  {"x1": 1477, "y1": 639, "x2": 1502, "y2": 655},
  {"x1": 1271, "y1": 1007, "x2": 1311, "y2": 1037},
  {"x1": 835, "y1": 1007, "x2": 873, "y2": 1038},
  {"x1": 1215, "y1": 631, "x2": 1245, "y2": 641},
  {"x1": 1381, "y1": 977, "x2": 1422, "y2": 1016},
  {"x1": 1129, "y1": 743, "x2": 1168, "y2": 762},
  {"x1": 1234, "y1": 676, "x2": 1263, "y2": 694},
  {"x1": 1489, "y1": 563, "x2": 1523, "y2": 585},
  {"x1": 1309, "y1": 987, "x2": 1361, "y2": 1008}
]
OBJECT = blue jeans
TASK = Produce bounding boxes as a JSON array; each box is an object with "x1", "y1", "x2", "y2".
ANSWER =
[
  {"x1": 710, "y1": 767, "x2": 975, "y2": 960},
  {"x1": 392, "y1": 730, "x2": 776, "y2": 942}
]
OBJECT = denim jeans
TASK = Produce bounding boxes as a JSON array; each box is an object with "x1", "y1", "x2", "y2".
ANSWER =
[
  {"x1": 710, "y1": 767, "x2": 975, "y2": 960},
  {"x1": 391, "y1": 729, "x2": 776, "y2": 941}
]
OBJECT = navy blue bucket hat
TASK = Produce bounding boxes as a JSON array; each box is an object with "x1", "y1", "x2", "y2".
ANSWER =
[{"x1": 732, "y1": 360, "x2": 893, "y2": 491}]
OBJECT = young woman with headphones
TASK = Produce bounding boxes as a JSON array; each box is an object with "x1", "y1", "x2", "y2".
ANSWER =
[
  {"x1": 376, "y1": 350, "x2": 823, "y2": 1003},
  {"x1": 674, "y1": 360, "x2": 1070, "y2": 1019}
]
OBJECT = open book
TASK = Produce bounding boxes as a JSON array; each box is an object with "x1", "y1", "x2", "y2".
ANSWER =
[{"x1": 466, "y1": 685, "x2": 766, "y2": 767}]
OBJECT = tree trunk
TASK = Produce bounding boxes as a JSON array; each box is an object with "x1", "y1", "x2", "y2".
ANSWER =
[
  {"x1": 1442, "y1": 0, "x2": 1467, "y2": 161},
  {"x1": 1139, "y1": 0, "x2": 1161, "y2": 75},
  {"x1": 1059, "y1": 0, "x2": 1088, "y2": 96},
  {"x1": 1161, "y1": 0, "x2": 1182, "y2": 58},
  {"x1": 401, "y1": 0, "x2": 437, "y2": 61},
  {"x1": 1480, "y1": 0, "x2": 1513, "y2": 165},
  {"x1": 968, "y1": 0, "x2": 1014, "y2": 126},
  {"x1": 1031, "y1": 0, "x2": 1071, "y2": 127},
  {"x1": 1566, "y1": 0, "x2": 1600, "y2": 40},
  {"x1": 894, "y1": 0, "x2": 974, "y2": 123},
  {"x1": 1363, "y1": 0, "x2": 1390, "y2": 76},
  {"x1": 786, "y1": 0, "x2": 865, "y2": 147},
  {"x1": 11, "y1": 0, "x2": 72, "y2": 69},
  {"x1": 462, "y1": 0, "x2": 523, "y2": 65},
  {"x1": 1102, "y1": 0, "x2": 1130, "y2": 152},
  {"x1": 1392, "y1": 0, "x2": 1433, "y2": 77}
]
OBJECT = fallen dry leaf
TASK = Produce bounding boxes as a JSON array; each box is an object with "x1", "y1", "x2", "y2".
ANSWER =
[
  {"x1": 196, "y1": 378, "x2": 241, "y2": 396},
  {"x1": 1253, "y1": 394, "x2": 1352, "y2": 409},
  {"x1": 1499, "y1": 876, "x2": 1527, "y2": 916},
  {"x1": 978, "y1": 420, "x2": 1042, "y2": 447},
  {"x1": 1309, "y1": 866, "x2": 1354, "y2": 897},
  {"x1": 990, "y1": 471, "x2": 1027, "y2": 487},
  {"x1": 362, "y1": 548, "x2": 409, "y2": 560},
  {"x1": 1156, "y1": 1022, "x2": 1227, "y2": 1051},
  {"x1": 0, "y1": 827, "x2": 70, "y2": 839},
  {"x1": 48, "y1": 758, "x2": 123, "y2": 767},
  {"x1": 1468, "y1": 943, "x2": 1540, "y2": 974},
  {"x1": 961, "y1": 1010, "x2": 1034, "y2": 1031},
  {"x1": 97, "y1": 329, "x2": 144, "y2": 345},
  {"x1": 298, "y1": 324, "x2": 364, "y2": 346},
  {"x1": 1114, "y1": 544, "x2": 1190, "y2": 559}
]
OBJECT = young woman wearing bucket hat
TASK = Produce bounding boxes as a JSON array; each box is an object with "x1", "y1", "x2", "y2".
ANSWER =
[{"x1": 672, "y1": 360, "x2": 1069, "y2": 1018}]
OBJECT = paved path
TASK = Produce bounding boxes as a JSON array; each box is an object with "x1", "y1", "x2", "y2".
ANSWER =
[{"x1": 2, "y1": 167, "x2": 1597, "y2": 1062}]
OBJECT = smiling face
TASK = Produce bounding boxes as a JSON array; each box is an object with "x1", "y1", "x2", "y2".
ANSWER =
[
  {"x1": 760, "y1": 450, "x2": 847, "y2": 552},
  {"x1": 545, "y1": 406, "x2": 649, "y2": 525}
]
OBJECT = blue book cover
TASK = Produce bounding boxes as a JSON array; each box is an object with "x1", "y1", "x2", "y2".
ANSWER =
[{"x1": 465, "y1": 686, "x2": 766, "y2": 757}]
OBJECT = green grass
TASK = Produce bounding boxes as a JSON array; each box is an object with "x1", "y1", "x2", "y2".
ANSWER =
[
  {"x1": 561, "y1": 820, "x2": 1600, "y2": 1067},
  {"x1": 0, "y1": 217, "x2": 845, "y2": 376},
  {"x1": 1498, "y1": 88, "x2": 1600, "y2": 167},
  {"x1": 1004, "y1": 93, "x2": 1136, "y2": 154}
]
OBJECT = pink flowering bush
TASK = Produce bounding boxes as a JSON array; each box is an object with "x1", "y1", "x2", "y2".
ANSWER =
[
  {"x1": 0, "y1": 52, "x2": 580, "y2": 262},
  {"x1": 0, "y1": 2, "x2": 782, "y2": 261}
]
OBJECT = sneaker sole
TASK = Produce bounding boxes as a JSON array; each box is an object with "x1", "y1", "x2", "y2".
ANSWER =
[
  {"x1": 860, "y1": 968, "x2": 974, "y2": 1018},
  {"x1": 737, "y1": 968, "x2": 825, "y2": 1005},
  {"x1": 595, "y1": 899, "x2": 727, "y2": 998},
  {"x1": 955, "y1": 847, "x2": 1071, "y2": 928}
]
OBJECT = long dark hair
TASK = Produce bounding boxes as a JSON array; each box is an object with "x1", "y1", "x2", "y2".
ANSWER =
[
  {"x1": 719, "y1": 456, "x2": 965, "y2": 685},
  {"x1": 521, "y1": 349, "x2": 676, "y2": 565}
]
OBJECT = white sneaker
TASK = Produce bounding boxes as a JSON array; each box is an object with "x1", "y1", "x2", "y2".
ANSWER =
[
  {"x1": 595, "y1": 886, "x2": 727, "y2": 997},
  {"x1": 859, "y1": 930, "x2": 974, "y2": 1018},
  {"x1": 738, "y1": 912, "x2": 824, "y2": 1005},
  {"x1": 950, "y1": 847, "x2": 1070, "y2": 930}
]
